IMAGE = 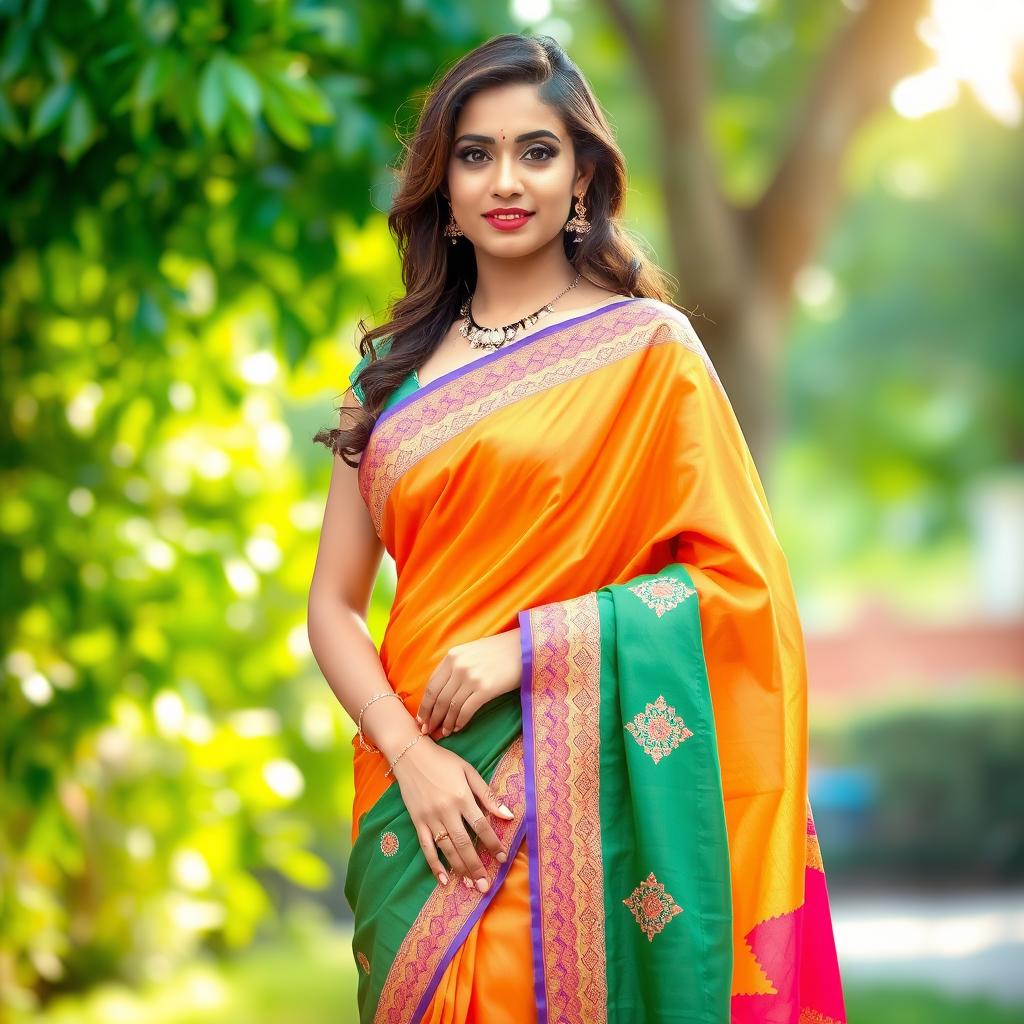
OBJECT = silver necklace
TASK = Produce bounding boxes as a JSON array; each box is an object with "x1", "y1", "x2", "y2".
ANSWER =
[{"x1": 458, "y1": 272, "x2": 582, "y2": 350}]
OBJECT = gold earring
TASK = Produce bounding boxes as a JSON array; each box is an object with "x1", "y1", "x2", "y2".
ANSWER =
[
  {"x1": 565, "y1": 193, "x2": 590, "y2": 238},
  {"x1": 443, "y1": 211, "x2": 464, "y2": 245}
]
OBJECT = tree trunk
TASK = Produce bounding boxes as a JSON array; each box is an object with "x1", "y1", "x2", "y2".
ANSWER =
[{"x1": 602, "y1": 0, "x2": 932, "y2": 489}]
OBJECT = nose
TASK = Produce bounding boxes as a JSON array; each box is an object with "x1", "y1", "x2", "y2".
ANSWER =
[{"x1": 491, "y1": 151, "x2": 523, "y2": 198}]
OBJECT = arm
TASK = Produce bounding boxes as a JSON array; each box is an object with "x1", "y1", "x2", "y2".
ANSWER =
[
  {"x1": 310, "y1": 388, "x2": 512, "y2": 890},
  {"x1": 306, "y1": 388, "x2": 420, "y2": 763}
]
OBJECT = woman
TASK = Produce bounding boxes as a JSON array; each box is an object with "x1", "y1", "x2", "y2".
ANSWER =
[{"x1": 309, "y1": 33, "x2": 846, "y2": 1024}]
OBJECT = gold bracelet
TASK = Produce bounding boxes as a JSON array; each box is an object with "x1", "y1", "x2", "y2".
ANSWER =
[
  {"x1": 383, "y1": 732, "x2": 422, "y2": 779},
  {"x1": 357, "y1": 691, "x2": 402, "y2": 754}
]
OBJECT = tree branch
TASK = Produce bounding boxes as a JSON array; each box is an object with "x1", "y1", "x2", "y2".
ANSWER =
[{"x1": 747, "y1": 0, "x2": 932, "y2": 295}]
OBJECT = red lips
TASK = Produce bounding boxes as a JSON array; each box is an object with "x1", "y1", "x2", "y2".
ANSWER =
[{"x1": 483, "y1": 208, "x2": 535, "y2": 231}]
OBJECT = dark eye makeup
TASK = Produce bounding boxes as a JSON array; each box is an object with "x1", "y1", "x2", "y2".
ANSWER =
[{"x1": 455, "y1": 143, "x2": 558, "y2": 163}]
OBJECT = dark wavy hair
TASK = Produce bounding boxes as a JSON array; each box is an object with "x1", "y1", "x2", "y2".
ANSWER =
[{"x1": 313, "y1": 32, "x2": 676, "y2": 467}]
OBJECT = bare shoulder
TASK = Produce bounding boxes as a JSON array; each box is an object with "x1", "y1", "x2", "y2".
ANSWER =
[{"x1": 571, "y1": 281, "x2": 624, "y2": 307}]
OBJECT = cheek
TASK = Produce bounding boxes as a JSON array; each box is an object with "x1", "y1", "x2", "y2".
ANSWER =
[{"x1": 447, "y1": 164, "x2": 480, "y2": 203}]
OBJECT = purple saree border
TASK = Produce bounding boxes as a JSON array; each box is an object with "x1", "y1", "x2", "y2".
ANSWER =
[
  {"x1": 373, "y1": 297, "x2": 641, "y2": 430},
  {"x1": 410, "y1": 815, "x2": 529, "y2": 1024},
  {"x1": 517, "y1": 607, "x2": 549, "y2": 1024}
]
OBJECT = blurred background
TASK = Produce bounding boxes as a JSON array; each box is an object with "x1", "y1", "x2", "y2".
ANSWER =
[{"x1": 1, "y1": 0, "x2": 1022, "y2": 1021}]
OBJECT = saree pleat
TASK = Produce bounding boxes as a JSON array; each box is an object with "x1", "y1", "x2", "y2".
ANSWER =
[{"x1": 344, "y1": 297, "x2": 846, "y2": 1023}]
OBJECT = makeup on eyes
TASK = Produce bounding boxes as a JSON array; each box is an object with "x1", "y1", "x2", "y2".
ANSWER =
[{"x1": 456, "y1": 143, "x2": 557, "y2": 162}]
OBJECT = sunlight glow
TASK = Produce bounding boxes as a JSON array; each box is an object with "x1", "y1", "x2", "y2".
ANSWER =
[
  {"x1": 21, "y1": 671, "x2": 53, "y2": 706},
  {"x1": 893, "y1": 0, "x2": 1024, "y2": 123},
  {"x1": 511, "y1": 0, "x2": 552, "y2": 24},
  {"x1": 263, "y1": 757, "x2": 305, "y2": 799}
]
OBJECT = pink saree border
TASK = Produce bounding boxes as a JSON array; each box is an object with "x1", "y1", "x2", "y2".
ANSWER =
[{"x1": 518, "y1": 595, "x2": 608, "y2": 1024}]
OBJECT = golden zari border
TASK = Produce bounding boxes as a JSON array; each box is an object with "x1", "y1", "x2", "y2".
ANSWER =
[{"x1": 527, "y1": 594, "x2": 608, "y2": 1023}]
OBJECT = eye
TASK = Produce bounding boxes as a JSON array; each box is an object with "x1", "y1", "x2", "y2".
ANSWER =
[{"x1": 454, "y1": 144, "x2": 557, "y2": 163}]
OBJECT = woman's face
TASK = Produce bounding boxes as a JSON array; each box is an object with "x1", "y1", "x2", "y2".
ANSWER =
[{"x1": 445, "y1": 81, "x2": 592, "y2": 259}]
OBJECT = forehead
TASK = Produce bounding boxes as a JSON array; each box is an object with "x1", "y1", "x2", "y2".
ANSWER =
[{"x1": 454, "y1": 81, "x2": 564, "y2": 133}]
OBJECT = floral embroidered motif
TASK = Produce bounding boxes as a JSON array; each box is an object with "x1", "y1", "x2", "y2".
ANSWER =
[
  {"x1": 624, "y1": 694, "x2": 694, "y2": 764},
  {"x1": 627, "y1": 575, "x2": 696, "y2": 617},
  {"x1": 356, "y1": 950, "x2": 370, "y2": 974},
  {"x1": 380, "y1": 830, "x2": 400, "y2": 857},
  {"x1": 622, "y1": 870, "x2": 683, "y2": 942},
  {"x1": 798, "y1": 1009, "x2": 844, "y2": 1024}
]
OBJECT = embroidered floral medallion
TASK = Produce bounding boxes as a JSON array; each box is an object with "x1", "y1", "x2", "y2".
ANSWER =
[
  {"x1": 356, "y1": 950, "x2": 370, "y2": 974},
  {"x1": 380, "y1": 830, "x2": 400, "y2": 857},
  {"x1": 622, "y1": 870, "x2": 683, "y2": 942},
  {"x1": 624, "y1": 694, "x2": 694, "y2": 764},
  {"x1": 627, "y1": 575, "x2": 696, "y2": 617}
]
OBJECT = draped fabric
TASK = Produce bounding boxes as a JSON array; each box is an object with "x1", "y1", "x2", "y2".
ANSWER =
[{"x1": 342, "y1": 297, "x2": 846, "y2": 1023}]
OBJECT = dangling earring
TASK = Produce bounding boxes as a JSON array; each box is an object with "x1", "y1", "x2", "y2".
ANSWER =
[
  {"x1": 443, "y1": 210, "x2": 464, "y2": 245},
  {"x1": 565, "y1": 192, "x2": 590, "y2": 239}
]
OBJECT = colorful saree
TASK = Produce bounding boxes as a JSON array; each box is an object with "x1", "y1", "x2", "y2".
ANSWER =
[{"x1": 342, "y1": 297, "x2": 846, "y2": 1024}]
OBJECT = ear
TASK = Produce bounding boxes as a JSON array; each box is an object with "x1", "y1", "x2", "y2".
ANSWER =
[{"x1": 573, "y1": 158, "x2": 595, "y2": 198}]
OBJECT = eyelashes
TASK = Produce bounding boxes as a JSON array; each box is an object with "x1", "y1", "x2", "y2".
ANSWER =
[{"x1": 455, "y1": 144, "x2": 558, "y2": 164}]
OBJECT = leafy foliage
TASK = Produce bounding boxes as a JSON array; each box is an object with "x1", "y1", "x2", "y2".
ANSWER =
[{"x1": 0, "y1": 0, "x2": 512, "y2": 1010}]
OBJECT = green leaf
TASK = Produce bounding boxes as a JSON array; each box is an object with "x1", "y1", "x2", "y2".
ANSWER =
[
  {"x1": 225, "y1": 102, "x2": 255, "y2": 159},
  {"x1": 261, "y1": 83, "x2": 310, "y2": 149},
  {"x1": 28, "y1": 79, "x2": 72, "y2": 139},
  {"x1": 0, "y1": 20, "x2": 32, "y2": 82},
  {"x1": 274, "y1": 72, "x2": 333, "y2": 125},
  {"x1": 134, "y1": 49, "x2": 174, "y2": 108},
  {"x1": 222, "y1": 55, "x2": 261, "y2": 117},
  {"x1": 61, "y1": 89, "x2": 96, "y2": 163},
  {"x1": 39, "y1": 30, "x2": 71, "y2": 82},
  {"x1": 0, "y1": 89, "x2": 24, "y2": 145},
  {"x1": 197, "y1": 52, "x2": 228, "y2": 135},
  {"x1": 26, "y1": 0, "x2": 50, "y2": 28}
]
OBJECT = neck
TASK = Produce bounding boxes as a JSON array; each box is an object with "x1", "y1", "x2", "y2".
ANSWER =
[{"x1": 469, "y1": 235, "x2": 580, "y2": 323}]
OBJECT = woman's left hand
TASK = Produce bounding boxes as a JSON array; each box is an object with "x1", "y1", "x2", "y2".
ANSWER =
[{"x1": 415, "y1": 627, "x2": 523, "y2": 738}]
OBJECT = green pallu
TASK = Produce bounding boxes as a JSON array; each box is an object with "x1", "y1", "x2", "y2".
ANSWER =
[{"x1": 345, "y1": 564, "x2": 732, "y2": 1023}]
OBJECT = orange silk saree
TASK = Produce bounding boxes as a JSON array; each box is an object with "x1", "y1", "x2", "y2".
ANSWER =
[{"x1": 343, "y1": 297, "x2": 846, "y2": 1023}]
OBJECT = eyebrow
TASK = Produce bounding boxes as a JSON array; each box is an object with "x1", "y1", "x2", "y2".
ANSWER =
[{"x1": 453, "y1": 129, "x2": 561, "y2": 145}]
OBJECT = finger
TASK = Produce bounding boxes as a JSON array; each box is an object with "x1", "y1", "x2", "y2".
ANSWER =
[
  {"x1": 441, "y1": 689, "x2": 468, "y2": 736},
  {"x1": 466, "y1": 764, "x2": 516, "y2": 825},
  {"x1": 416, "y1": 654, "x2": 451, "y2": 729},
  {"x1": 452, "y1": 693, "x2": 483, "y2": 733},
  {"x1": 427, "y1": 676, "x2": 458, "y2": 735},
  {"x1": 416, "y1": 821, "x2": 451, "y2": 887},
  {"x1": 446, "y1": 815, "x2": 487, "y2": 889},
  {"x1": 465, "y1": 799, "x2": 506, "y2": 865}
]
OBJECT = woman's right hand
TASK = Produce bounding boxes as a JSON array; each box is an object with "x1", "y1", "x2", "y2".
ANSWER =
[{"x1": 391, "y1": 736, "x2": 515, "y2": 893}]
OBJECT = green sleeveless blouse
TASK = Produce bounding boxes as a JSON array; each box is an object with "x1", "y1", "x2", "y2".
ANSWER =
[{"x1": 347, "y1": 336, "x2": 419, "y2": 415}]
